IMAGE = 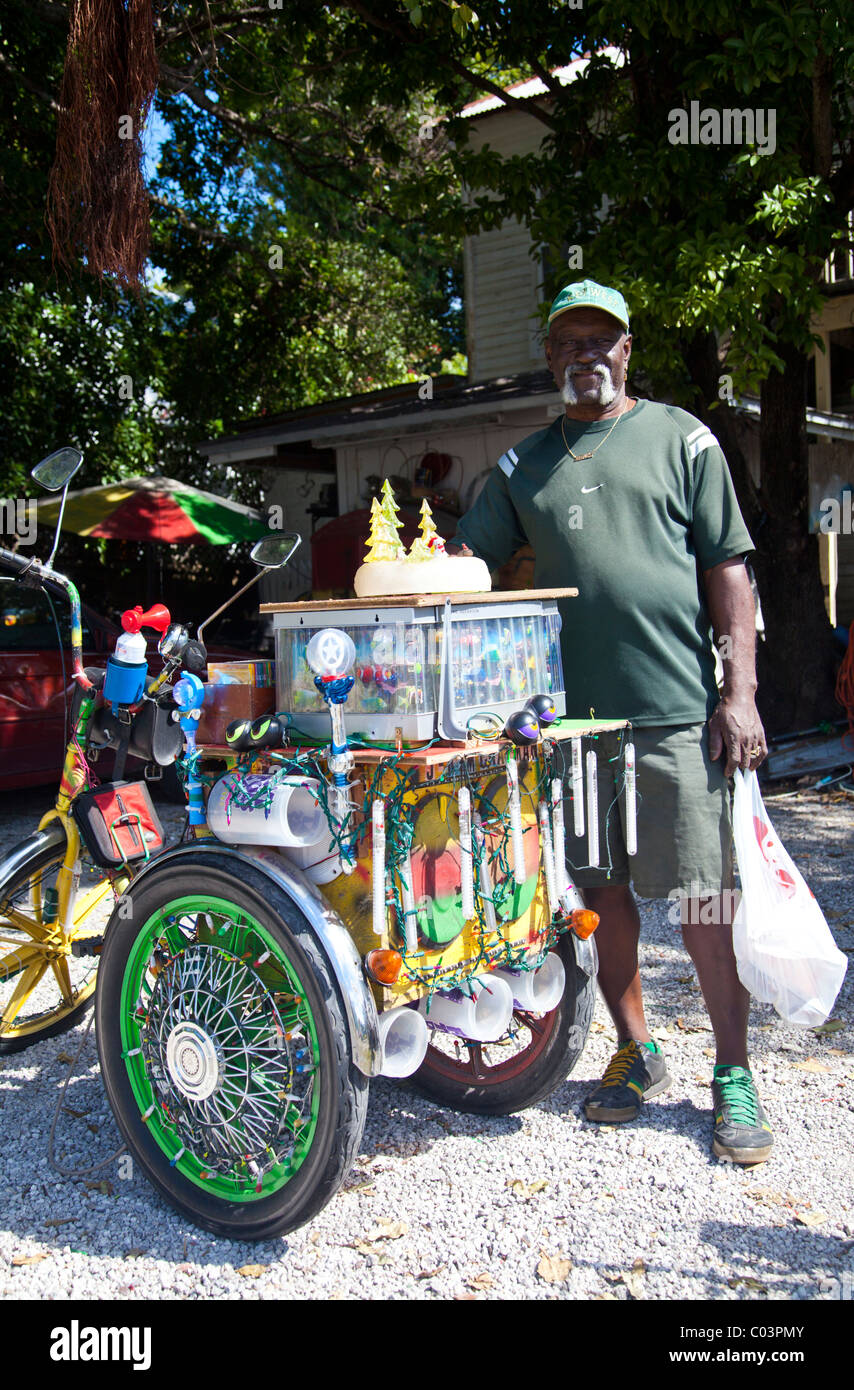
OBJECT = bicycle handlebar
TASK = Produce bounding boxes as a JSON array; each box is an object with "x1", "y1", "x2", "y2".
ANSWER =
[{"x1": 0, "y1": 546, "x2": 95, "y2": 692}]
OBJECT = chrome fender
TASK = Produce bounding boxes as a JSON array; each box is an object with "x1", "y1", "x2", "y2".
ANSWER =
[
  {"x1": 117, "y1": 841, "x2": 381, "y2": 1078},
  {"x1": 0, "y1": 823, "x2": 67, "y2": 891},
  {"x1": 572, "y1": 930, "x2": 599, "y2": 979}
]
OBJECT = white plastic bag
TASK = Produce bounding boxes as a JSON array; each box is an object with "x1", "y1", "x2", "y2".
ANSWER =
[{"x1": 731, "y1": 769, "x2": 847, "y2": 1026}]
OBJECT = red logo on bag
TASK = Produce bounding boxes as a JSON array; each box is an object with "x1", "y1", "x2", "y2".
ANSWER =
[{"x1": 753, "y1": 816, "x2": 797, "y2": 897}]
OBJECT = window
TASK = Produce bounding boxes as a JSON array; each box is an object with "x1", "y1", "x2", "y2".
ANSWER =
[{"x1": 0, "y1": 580, "x2": 92, "y2": 652}]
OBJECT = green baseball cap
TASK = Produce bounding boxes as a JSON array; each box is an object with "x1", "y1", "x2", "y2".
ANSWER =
[{"x1": 548, "y1": 279, "x2": 630, "y2": 332}]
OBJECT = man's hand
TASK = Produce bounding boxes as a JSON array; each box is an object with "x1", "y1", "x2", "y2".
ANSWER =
[
  {"x1": 708, "y1": 694, "x2": 767, "y2": 776},
  {"x1": 703, "y1": 558, "x2": 767, "y2": 777}
]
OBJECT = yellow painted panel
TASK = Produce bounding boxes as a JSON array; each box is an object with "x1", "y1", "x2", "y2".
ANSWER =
[{"x1": 318, "y1": 758, "x2": 560, "y2": 1005}]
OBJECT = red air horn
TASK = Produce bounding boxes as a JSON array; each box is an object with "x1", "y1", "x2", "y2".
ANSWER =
[{"x1": 121, "y1": 603, "x2": 172, "y2": 636}]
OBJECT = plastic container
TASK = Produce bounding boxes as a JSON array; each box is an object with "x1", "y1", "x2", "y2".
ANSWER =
[
  {"x1": 418, "y1": 972, "x2": 514, "y2": 1041},
  {"x1": 206, "y1": 772, "x2": 326, "y2": 849},
  {"x1": 271, "y1": 596, "x2": 566, "y2": 744},
  {"x1": 493, "y1": 952, "x2": 566, "y2": 1013},
  {"x1": 104, "y1": 631, "x2": 148, "y2": 708},
  {"x1": 376, "y1": 1006, "x2": 429, "y2": 1077}
]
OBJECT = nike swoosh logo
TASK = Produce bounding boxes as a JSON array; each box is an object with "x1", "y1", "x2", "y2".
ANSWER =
[{"x1": 581, "y1": 484, "x2": 604, "y2": 493}]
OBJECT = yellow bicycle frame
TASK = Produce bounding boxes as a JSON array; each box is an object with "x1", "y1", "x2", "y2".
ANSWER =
[{"x1": 0, "y1": 692, "x2": 130, "y2": 1030}]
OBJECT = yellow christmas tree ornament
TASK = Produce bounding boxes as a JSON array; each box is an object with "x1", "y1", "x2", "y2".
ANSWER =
[
  {"x1": 364, "y1": 492, "x2": 403, "y2": 562},
  {"x1": 376, "y1": 479, "x2": 406, "y2": 559},
  {"x1": 408, "y1": 498, "x2": 445, "y2": 561}
]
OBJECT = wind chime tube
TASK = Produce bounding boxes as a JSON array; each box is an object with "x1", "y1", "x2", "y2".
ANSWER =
[
  {"x1": 334, "y1": 781, "x2": 355, "y2": 874},
  {"x1": 371, "y1": 799, "x2": 386, "y2": 936},
  {"x1": 329, "y1": 700, "x2": 354, "y2": 875},
  {"x1": 571, "y1": 737, "x2": 585, "y2": 837},
  {"x1": 398, "y1": 852, "x2": 419, "y2": 953},
  {"x1": 624, "y1": 740, "x2": 638, "y2": 856},
  {"x1": 551, "y1": 777, "x2": 568, "y2": 896},
  {"x1": 457, "y1": 785, "x2": 475, "y2": 921},
  {"x1": 472, "y1": 812, "x2": 498, "y2": 934},
  {"x1": 538, "y1": 801, "x2": 559, "y2": 916},
  {"x1": 586, "y1": 748, "x2": 600, "y2": 868},
  {"x1": 506, "y1": 753, "x2": 526, "y2": 885}
]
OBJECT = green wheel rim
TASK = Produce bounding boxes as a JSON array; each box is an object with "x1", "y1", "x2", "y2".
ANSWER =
[{"x1": 119, "y1": 895, "x2": 321, "y2": 1203}]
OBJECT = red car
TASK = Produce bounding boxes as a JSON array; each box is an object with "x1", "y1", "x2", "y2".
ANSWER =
[{"x1": 0, "y1": 575, "x2": 248, "y2": 791}]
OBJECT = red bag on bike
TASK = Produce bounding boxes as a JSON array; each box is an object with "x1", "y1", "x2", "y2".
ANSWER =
[{"x1": 72, "y1": 780, "x2": 165, "y2": 868}]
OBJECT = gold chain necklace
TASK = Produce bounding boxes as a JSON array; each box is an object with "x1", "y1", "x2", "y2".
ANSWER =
[{"x1": 560, "y1": 404, "x2": 627, "y2": 462}]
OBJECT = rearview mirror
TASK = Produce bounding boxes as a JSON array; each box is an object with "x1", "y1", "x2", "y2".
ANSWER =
[
  {"x1": 32, "y1": 447, "x2": 83, "y2": 493},
  {"x1": 250, "y1": 533, "x2": 301, "y2": 569},
  {"x1": 197, "y1": 531, "x2": 302, "y2": 646}
]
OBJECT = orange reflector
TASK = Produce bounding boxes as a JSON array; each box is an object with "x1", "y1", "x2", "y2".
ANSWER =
[
  {"x1": 570, "y1": 908, "x2": 599, "y2": 939},
  {"x1": 365, "y1": 949, "x2": 403, "y2": 985}
]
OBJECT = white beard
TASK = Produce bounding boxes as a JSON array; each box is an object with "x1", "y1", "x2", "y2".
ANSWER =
[{"x1": 561, "y1": 364, "x2": 618, "y2": 406}]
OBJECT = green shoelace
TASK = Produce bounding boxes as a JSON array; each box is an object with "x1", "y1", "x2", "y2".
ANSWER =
[{"x1": 715, "y1": 1067, "x2": 759, "y2": 1125}]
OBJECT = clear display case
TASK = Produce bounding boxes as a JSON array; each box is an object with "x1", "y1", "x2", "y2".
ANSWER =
[{"x1": 267, "y1": 591, "x2": 570, "y2": 743}]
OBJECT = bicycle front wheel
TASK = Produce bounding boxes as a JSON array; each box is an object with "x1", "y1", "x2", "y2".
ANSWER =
[{"x1": 0, "y1": 831, "x2": 118, "y2": 1053}]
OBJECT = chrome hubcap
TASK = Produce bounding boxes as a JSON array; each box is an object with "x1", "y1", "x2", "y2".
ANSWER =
[{"x1": 166, "y1": 1021, "x2": 220, "y2": 1100}]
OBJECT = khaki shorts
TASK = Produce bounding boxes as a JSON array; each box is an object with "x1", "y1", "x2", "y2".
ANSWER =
[{"x1": 566, "y1": 723, "x2": 734, "y2": 900}]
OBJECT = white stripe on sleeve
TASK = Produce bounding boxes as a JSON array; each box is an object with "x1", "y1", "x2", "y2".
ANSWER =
[{"x1": 687, "y1": 432, "x2": 719, "y2": 460}]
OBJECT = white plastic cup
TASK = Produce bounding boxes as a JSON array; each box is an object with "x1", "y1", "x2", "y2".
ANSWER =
[
  {"x1": 493, "y1": 952, "x2": 566, "y2": 1013},
  {"x1": 418, "y1": 973, "x2": 514, "y2": 1042},
  {"x1": 206, "y1": 773, "x2": 326, "y2": 849},
  {"x1": 377, "y1": 1006, "x2": 429, "y2": 1078}
]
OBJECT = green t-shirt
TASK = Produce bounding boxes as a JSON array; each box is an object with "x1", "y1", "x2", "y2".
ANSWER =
[{"x1": 455, "y1": 400, "x2": 754, "y2": 726}]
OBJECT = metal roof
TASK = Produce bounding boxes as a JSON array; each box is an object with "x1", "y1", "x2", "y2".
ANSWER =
[{"x1": 198, "y1": 370, "x2": 560, "y2": 463}]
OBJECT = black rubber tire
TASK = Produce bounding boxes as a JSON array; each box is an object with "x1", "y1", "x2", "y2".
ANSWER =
[
  {"x1": 411, "y1": 933, "x2": 596, "y2": 1116},
  {"x1": 95, "y1": 854, "x2": 369, "y2": 1240},
  {"x1": 0, "y1": 836, "x2": 97, "y2": 1054}
]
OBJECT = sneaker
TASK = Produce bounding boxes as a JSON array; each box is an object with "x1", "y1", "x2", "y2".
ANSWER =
[
  {"x1": 711, "y1": 1065, "x2": 774, "y2": 1164},
  {"x1": 584, "y1": 1039, "x2": 672, "y2": 1122}
]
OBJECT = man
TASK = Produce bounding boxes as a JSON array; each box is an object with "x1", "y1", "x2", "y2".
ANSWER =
[{"x1": 454, "y1": 278, "x2": 773, "y2": 1164}]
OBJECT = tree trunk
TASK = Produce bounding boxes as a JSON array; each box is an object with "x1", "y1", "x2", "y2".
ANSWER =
[
  {"x1": 683, "y1": 332, "x2": 840, "y2": 737},
  {"x1": 753, "y1": 340, "x2": 839, "y2": 735}
]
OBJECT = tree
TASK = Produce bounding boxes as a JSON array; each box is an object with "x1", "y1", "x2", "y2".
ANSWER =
[
  {"x1": 409, "y1": 497, "x2": 443, "y2": 558},
  {"x1": 0, "y1": 1, "x2": 464, "y2": 616},
  {"x1": 364, "y1": 494, "x2": 403, "y2": 561}
]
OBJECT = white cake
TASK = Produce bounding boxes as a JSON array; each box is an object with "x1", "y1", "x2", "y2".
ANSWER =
[
  {"x1": 353, "y1": 553, "x2": 492, "y2": 597},
  {"x1": 356, "y1": 487, "x2": 491, "y2": 597}
]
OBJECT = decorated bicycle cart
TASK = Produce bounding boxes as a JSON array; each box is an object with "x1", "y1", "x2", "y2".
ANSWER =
[
  {"x1": 0, "y1": 458, "x2": 635, "y2": 1240},
  {"x1": 93, "y1": 489, "x2": 636, "y2": 1239}
]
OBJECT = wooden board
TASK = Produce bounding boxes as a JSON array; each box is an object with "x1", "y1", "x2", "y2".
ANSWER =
[
  {"x1": 260, "y1": 587, "x2": 578, "y2": 614},
  {"x1": 764, "y1": 734, "x2": 854, "y2": 781},
  {"x1": 197, "y1": 718, "x2": 629, "y2": 773}
]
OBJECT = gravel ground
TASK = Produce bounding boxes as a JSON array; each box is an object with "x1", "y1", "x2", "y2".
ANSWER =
[{"x1": 0, "y1": 781, "x2": 852, "y2": 1302}]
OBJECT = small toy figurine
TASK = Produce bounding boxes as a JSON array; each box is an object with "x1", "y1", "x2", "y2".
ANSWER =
[
  {"x1": 504, "y1": 707, "x2": 541, "y2": 745},
  {"x1": 172, "y1": 672, "x2": 206, "y2": 826},
  {"x1": 529, "y1": 693, "x2": 558, "y2": 725}
]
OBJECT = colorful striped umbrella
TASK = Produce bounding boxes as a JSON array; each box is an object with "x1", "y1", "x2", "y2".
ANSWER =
[{"x1": 36, "y1": 476, "x2": 267, "y2": 545}]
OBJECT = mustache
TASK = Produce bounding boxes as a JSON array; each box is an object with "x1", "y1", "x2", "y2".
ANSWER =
[
  {"x1": 566, "y1": 363, "x2": 610, "y2": 378},
  {"x1": 561, "y1": 361, "x2": 617, "y2": 406}
]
